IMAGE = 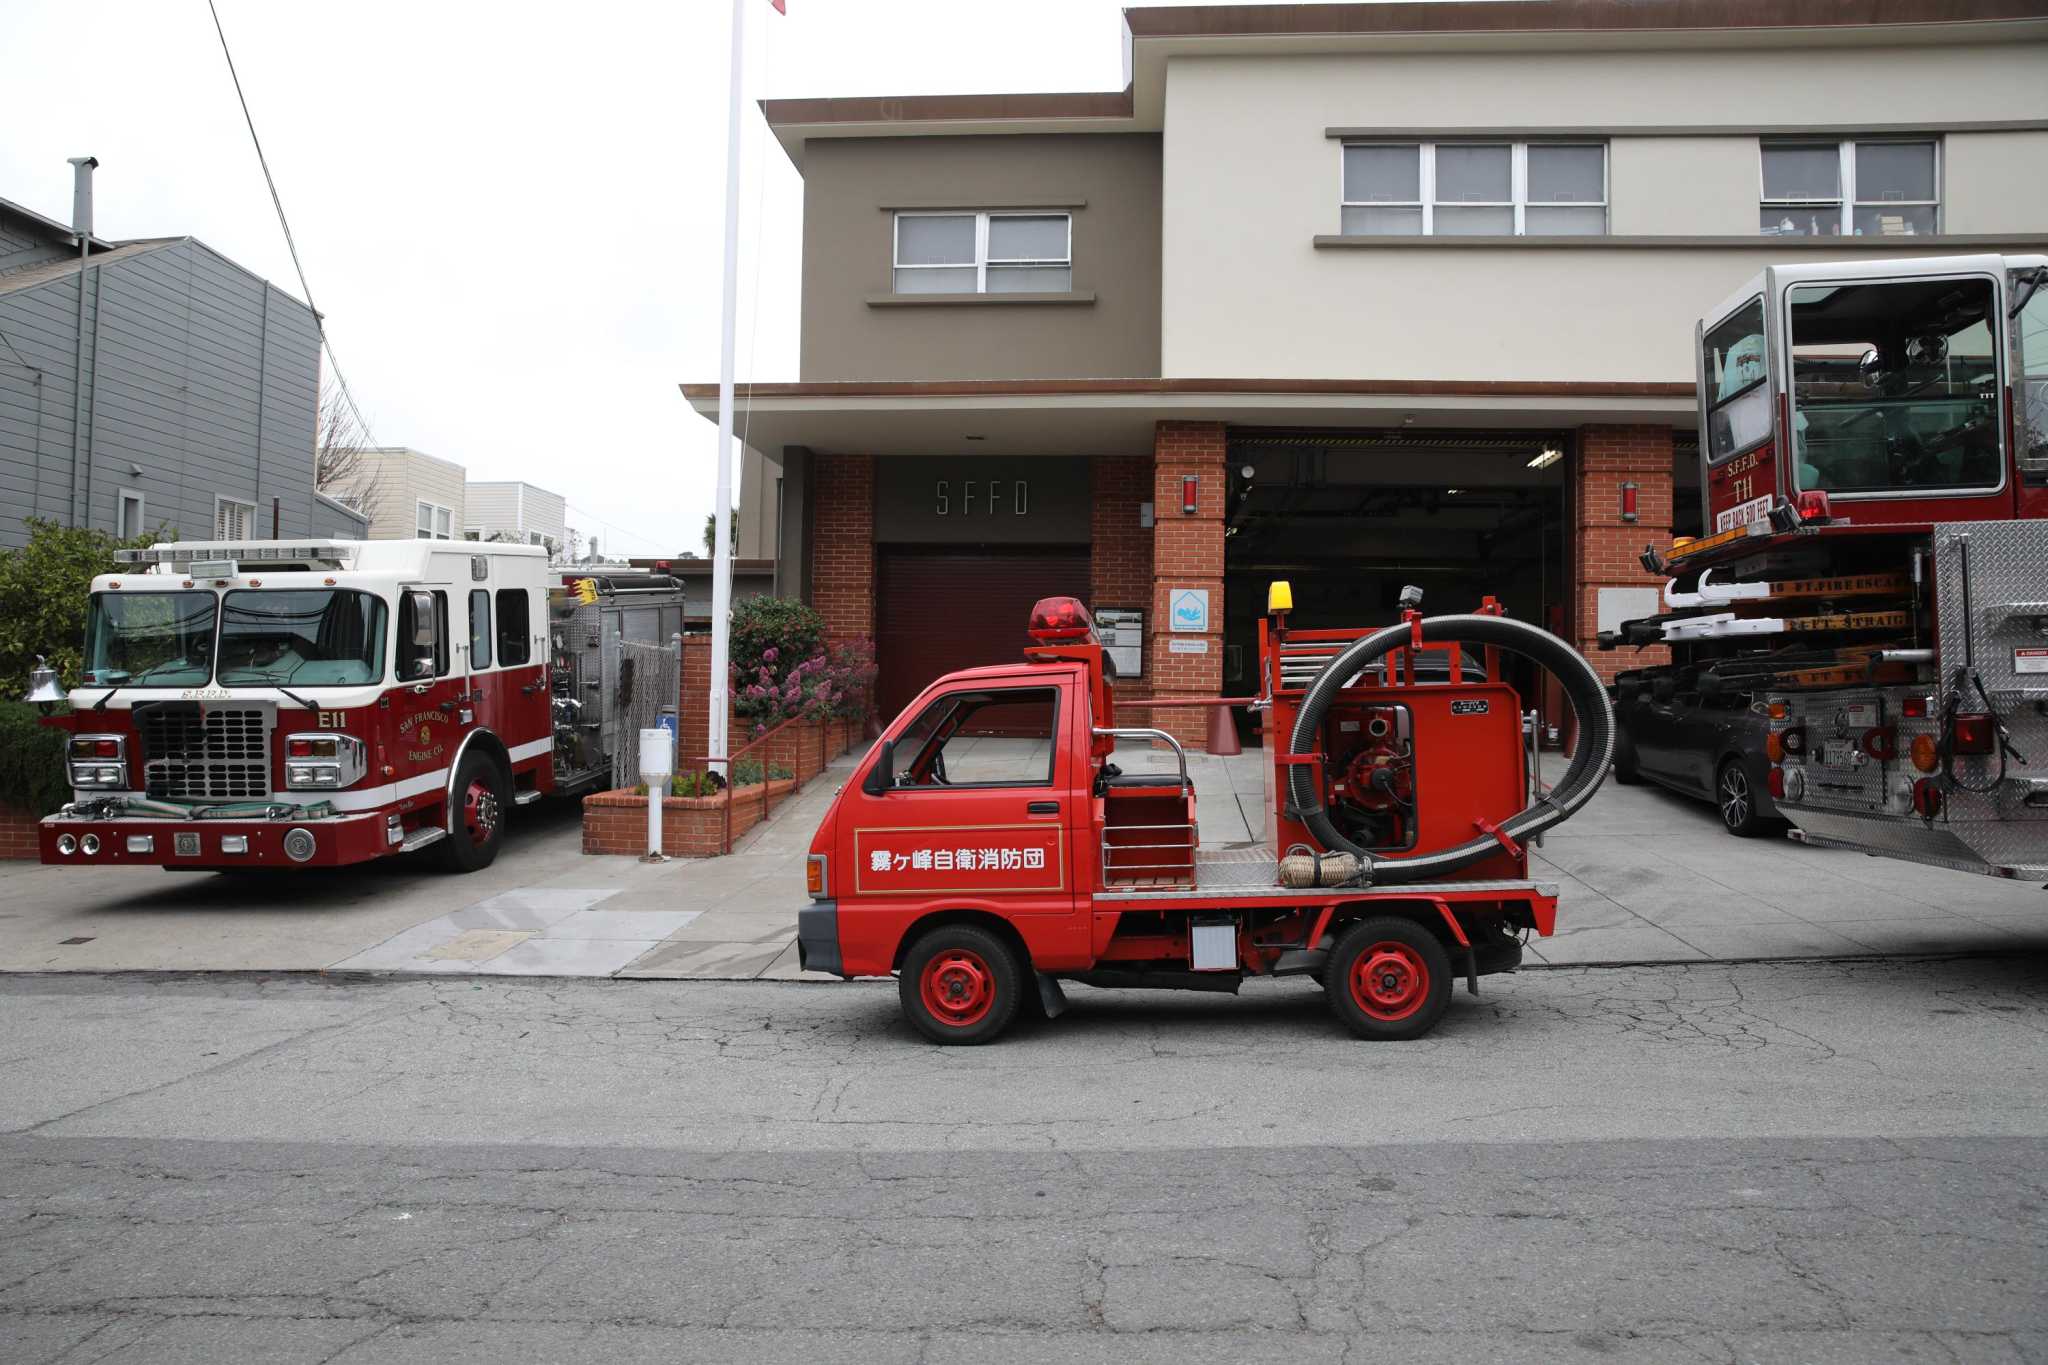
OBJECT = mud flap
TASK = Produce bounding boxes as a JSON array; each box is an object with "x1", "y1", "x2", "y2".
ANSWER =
[
  {"x1": 1036, "y1": 972, "x2": 1068, "y2": 1020},
  {"x1": 1464, "y1": 945, "x2": 1480, "y2": 997}
]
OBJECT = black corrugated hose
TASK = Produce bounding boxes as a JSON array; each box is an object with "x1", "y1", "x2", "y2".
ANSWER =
[{"x1": 1285, "y1": 614, "x2": 1615, "y2": 883}]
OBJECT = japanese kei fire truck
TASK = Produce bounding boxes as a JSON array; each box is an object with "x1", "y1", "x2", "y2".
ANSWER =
[
  {"x1": 1606, "y1": 253, "x2": 2048, "y2": 880},
  {"x1": 24, "y1": 538, "x2": 685, "y2": 873},
  {"x1": 799, "y1": 590, "x2": 1616, "y2": 1044}
]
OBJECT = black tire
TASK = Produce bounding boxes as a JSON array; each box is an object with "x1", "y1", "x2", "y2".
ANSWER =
[
  {"x1": 898, "y1": 924, "x2": 1026, "y2": 1046},
  {"x1": 1716, "y1": 757, "x2": 1769, "y2": 838},
  {"x1": 438, "y1": 749, "x2": 511, "y2": 872},
  {"x1": 1612, "y1": 724, "x2": 1643, "y2": 785},
  {"x1": 1323, "y1": 916, "x2": 1454, "y2": 1042}
]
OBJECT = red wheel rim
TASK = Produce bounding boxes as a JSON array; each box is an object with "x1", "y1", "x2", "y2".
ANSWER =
[
  {"x1": 1350, "y1": 941, "x2": 1428, "y2": 1021},
  {"x1": 462, "y1": 778, "x2": 501, "y2": 844},
  {"x1": 919, "y1": 949, "x2": 996, "y2": 1028}
]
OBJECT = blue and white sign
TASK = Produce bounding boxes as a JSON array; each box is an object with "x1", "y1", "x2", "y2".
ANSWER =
[{"x1": 1169, "y1": 588, "x2": 1210, "y2": 633}]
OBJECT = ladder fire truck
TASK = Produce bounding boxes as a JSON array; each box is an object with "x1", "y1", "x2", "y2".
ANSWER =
[
  {"x1": 24, "y1": 538, "x2": 686, "y2": 873},
  {"x1": 1606, "y1": 253, "x2": 2048, "y2": 880},
  {"x1": 800, "y1": 589, "x2": 1616, "y2": 1044}
]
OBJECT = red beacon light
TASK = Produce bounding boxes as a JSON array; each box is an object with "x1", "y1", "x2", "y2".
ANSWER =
[
  {"x1": 1795, "y1": 489, "x2": 1833, "y2": 523},
  {"x1": 1027, "y1": 596, "x2": 1097, "y2": 644}
]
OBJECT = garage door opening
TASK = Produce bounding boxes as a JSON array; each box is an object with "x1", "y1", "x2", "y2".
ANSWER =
[{"x1": 1222, "y1": 431, "x2": 1571, "y2": 743}]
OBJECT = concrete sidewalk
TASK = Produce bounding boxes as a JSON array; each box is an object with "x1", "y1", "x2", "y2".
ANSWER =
[{"x1": 0, "y1": 744, "x2": 2041, "y2": 980}]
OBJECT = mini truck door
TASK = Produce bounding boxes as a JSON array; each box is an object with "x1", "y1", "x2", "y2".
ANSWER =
[{"x1": 837, "y1": 670, "x2": 1088, "y2": 969}]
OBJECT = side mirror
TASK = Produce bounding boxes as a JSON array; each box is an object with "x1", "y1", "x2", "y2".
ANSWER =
[
  {"x1": 402, "y1": 590, "x2": 438, "y2": 680},
  {"x1": 861, "y1": 739, "x2": 895, "y2": 797},
  {"x1": 1858, "y1": 346, "x2": 1884, "y2": 391}
]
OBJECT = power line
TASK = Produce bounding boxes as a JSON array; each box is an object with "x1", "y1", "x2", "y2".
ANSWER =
[
  {"x1": 565, "y1": 502, "x2": 680, "y2": 556},
  {"x1": 205, "y1": 0, "x2": 378, "y2": 448}
]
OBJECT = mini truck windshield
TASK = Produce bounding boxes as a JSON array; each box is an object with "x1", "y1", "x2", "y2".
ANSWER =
[
  {"x1": 83, "y1": 592, "x2": 218, "y2": 686},
  {"x1": 217, "y1": 589, "x2": 387, "y2": 687}
]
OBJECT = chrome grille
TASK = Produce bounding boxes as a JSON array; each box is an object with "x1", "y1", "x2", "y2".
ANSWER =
[{"x1": 138, "y1": 706, "x2": 273, "y2": 801}]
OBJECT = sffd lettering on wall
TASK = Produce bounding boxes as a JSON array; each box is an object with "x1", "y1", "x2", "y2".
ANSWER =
[{"x1": 935, "y1": 480, "x2": 1030, "y2": 517}]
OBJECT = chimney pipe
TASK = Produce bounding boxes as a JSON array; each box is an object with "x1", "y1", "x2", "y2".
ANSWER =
[{"x1": 67, "y1": 156, "x2": 98, "y2": 240}]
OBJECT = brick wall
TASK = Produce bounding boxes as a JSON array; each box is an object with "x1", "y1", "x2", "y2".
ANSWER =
[
  {"x1": 1149, "y1": 422, "x2": 1227, "y2": 748},
  {"x1": 811, "y1": 453, "x2": 875, "y2": 641},
  {"x1": 0, "y1": 804, "x2": 39, "y2": 861},
  {"x1": 1574, "y1": 424, "x2": 1674, "y2": 683},
  {"x1": 1091, "y1": 455, "x2": 1154, "y2": 702}
]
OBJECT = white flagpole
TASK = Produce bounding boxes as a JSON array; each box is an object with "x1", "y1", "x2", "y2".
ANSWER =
[{"x1": 708, "y1": 0, "x2": 746, "y2": 778}]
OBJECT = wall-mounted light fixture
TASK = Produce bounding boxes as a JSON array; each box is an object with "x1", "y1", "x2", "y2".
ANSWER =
[
  {"x1": 1181, "y1": 474, "x2": 1199, "y2": 515},
  {"x1": 1619, "y1": 480, "x2": 1639, "y2": 523},
  {"x1": 1527, "y1": 447, "x2": 1563, "y2": 470}
]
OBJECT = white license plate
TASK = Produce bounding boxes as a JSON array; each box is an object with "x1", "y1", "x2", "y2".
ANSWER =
[{"x1": 1714, "y1": 495, "x2": 1772, "y2": 533}]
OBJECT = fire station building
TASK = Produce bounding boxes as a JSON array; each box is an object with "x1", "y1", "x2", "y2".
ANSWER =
[{"x1": 685, "y1": 0, "x2": 2048, "y2": 748}]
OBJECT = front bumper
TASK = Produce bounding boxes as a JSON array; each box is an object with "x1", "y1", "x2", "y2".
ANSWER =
[
  {"x1": 39, "y1": 809, "x2": 395, "y2": 869},
  {"x1": 796, "y1": 900, "x2": 845, "y2": 977}
]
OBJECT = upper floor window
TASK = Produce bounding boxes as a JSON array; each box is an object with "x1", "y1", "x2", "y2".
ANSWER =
[
  {"x1": 1760, "y1": 139, "x2": 1939, "y2": 238},
  {"x1": 1341, "y1": 142, "x2": 1607, "y2": 237},
  {"x1": 416, "y1": 500, "x2": 453, "y2": 540},
  {"x1": 892, "y1": 211, "x2": 1071, "y2": 294}
]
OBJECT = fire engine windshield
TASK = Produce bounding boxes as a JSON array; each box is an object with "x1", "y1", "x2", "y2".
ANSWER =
[
  {"x1": 83, "y1": 592, "x2": 218, "y2": 686},
  {"x1": 1788, "y1": 277, "x2": 2002, "y2": 494},
  {"x1": 217, "y1": 590, "x2": 388, "y2": 687}
]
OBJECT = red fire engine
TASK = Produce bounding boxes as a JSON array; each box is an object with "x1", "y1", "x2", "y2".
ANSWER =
[
  {"x1": 25, "y1": 538, "x2": 678, "y2": 872},
  {"x1": 800, "y1": 590, "x2": 1615, "y2": 1044},
  {"x1": 1607, "y1": 253, "x2": 2048, "y2": 879}
]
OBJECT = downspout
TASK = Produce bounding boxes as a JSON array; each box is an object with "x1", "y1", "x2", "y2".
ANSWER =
[
  {"x1": 66, "y1": 156, "x2": 97, "y2": 528},
  {"x1": 253, "y1": 285, "x2": 269, "y2": 524}
]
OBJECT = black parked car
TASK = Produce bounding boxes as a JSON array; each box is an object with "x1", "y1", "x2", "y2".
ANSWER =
[{"x1": 1610, "y1": 679, "x2": 1783, "y2": 837}]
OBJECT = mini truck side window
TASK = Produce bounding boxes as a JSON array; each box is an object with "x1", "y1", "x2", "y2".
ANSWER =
[{"x1": 893, "y1": 687, "x2": 1059, "y2": 788}]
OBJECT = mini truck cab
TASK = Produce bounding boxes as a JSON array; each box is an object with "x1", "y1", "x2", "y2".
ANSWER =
[
  {"x1": 33, "y1": 538, "x2": 570, "y2": 873},
  {"x1": 801, "y1": 591, "x2": 1616, "y2": 1044}
]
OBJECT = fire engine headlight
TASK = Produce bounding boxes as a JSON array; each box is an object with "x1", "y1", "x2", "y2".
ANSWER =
[
  {"x1": 282, "y1": 734, "x2": 365, "y2": 789},
  {"x1": 80, "y1": 834, "x2": 100, "y2": 856},
  {"x1": 55, "y1": 834, "x2": 77, "y2": 856},
  {"x1": 69, "y1": 762, "x2": 126, "y2": 788},
  {"x1": 287, "y1": 763, "x2": 341, "y2": 789},
  {"x1": 283, "y1": 828, "x2": 317, "y2": 863}
]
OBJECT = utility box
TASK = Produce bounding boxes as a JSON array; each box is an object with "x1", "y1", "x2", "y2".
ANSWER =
[{"x1": 1191, "y1": 915, "x2": 1237, "y2": 971}]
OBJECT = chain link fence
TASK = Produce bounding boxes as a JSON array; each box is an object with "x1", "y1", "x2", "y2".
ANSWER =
[{"x1": 608, "y1": 636, "x2": 682, "y2": 791}]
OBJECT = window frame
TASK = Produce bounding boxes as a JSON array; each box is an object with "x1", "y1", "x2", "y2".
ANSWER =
[
  {"x1": 1759, "y1": 137, "x2": 1941, "y2": 238},
  {"x1": 1340, "y1": 140, "x2": 1608, "y2": 237},
  {"x1": 891, "y1": 210, "x2": 1073, "y2": 295},
  {"x1": 416, "y1": 500, "x2": 454, "y2": 540},
  {"x1": 215, "y1": 496, "x2": 257, "y2": 540},
  {"x1": 890, "y1": 685, "x2": 1062, "y2": 791},
  {"x1": 468, "y1": 588, "x2": 493, "y2": 670},
  {"x1": 495, "y1": 587, "x2": 532, "y2": 667}
]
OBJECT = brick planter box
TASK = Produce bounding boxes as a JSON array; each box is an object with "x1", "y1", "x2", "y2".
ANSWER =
[
  {"x1": 0, "y1": 803, "x2": 42, "y2": 861},
  {"x1": 582, "y1": 778, "x2": 799, "y2": 859}
]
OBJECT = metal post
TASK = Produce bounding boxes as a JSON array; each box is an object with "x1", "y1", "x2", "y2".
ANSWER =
[{"x1": 707, "y1": 0, "x2": 746, "y2": 782}]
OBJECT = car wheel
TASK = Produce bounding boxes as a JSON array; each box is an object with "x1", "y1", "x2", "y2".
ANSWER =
[
  {"x1": 1323, "y1": 917, "x2": 1453, "y2": 1042},
  {"x1": 898, "y1": 925, "x2": 1026, "y2": 1045},
  {"x1": 1716, "y1": 758, "x2": 1768, "y2": 838},
  {"x1": 1612, "y1": 725, "x2": 1643, "y2": 785},
  {"x1": 438, "y1": 750, "x2": 510, "y2": 872}
]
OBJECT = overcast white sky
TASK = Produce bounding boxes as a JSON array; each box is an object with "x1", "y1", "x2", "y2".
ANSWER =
[{"x1": 0, "y1": 0, "x2": 1143, "y2": 558}]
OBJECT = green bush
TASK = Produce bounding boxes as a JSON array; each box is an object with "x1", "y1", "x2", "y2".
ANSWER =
[
  {"x1": 0, "y1": 517, "x2": 161, "y2": 689},
  {"x1": 669, "y1": 770, "x2": 722, "y2": 798},
  {"x1": 0, "y1": 700, "x2": 71, "y2": 816}
]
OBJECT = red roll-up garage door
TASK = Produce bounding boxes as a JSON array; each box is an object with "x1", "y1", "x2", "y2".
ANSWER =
[{"x1": 874, "y1": 548, "x2": 1092, "y2": 724}]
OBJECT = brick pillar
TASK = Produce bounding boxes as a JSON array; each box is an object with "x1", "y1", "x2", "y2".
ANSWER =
[
  {"x1": 811, "y1": 454, "x2": 875, "y2": 643},
  {"x1": 1149, "y1": 422, "x2": 1226, "y2": 749},
  {"x1": 1091, "y1": 455, "x2": 1154, "y2": 704},
  {"x1": 1574, "y1": 425, "x2": 1674, "y2": 683}
]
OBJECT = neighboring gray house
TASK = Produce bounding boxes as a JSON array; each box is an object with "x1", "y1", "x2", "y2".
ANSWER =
[{"x1": 0, "y1": 190, "x2": 367, "y2": 549}]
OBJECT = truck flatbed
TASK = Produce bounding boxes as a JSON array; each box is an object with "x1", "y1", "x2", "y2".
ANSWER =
[{"x1": 1097, "y1": 848, "x2": 1554, "y2": 904}]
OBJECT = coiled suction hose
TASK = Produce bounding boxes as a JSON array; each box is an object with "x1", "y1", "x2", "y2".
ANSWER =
[{"x1": 1285, "y1": 614, "x2": 1615, "y2": 883}]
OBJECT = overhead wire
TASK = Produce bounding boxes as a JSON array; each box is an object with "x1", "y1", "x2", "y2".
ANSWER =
[{"x1": 205, "y1": 0, "x2": 379, "y2": 448}]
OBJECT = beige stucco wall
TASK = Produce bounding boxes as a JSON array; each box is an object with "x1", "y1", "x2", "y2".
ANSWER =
[
  {"x1": 1159, "y1": 42, "x2": 2048, "y2": 384},
  {"x1": 800, "y1": 134, "x2": 1162, "y2": 381}
]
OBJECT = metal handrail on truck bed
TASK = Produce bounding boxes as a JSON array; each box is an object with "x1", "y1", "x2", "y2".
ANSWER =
[{"x1": 1091, "y1": 727, "x2": 1190, "y2": 788}]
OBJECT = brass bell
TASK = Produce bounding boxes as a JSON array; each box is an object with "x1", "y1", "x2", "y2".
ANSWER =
[{"x1": 22, "y1": 655, "x2": 67, "y2": 706}]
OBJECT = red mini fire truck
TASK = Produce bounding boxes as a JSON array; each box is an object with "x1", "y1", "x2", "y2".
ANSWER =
[
  {"x1": 800, "y1": 589, "x2": 1615, "y2": 1044},
  {"x1": 25, "y1": 538, "x2": 679, "y2": 873}
]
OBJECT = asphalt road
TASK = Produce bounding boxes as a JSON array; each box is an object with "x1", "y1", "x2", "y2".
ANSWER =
[{"x1": 2, "y1": 957, "x2": 2045, "y2": 1363}]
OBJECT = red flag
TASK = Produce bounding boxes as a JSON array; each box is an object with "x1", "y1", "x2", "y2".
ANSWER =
[{"x1": 769, "y1": 0, "x2": 785, "y2": 12}]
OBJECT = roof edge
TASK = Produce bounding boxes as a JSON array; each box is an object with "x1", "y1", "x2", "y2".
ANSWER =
[
  {"x1": 1120, "y1": 0, "x2": 2048, "y2": 39},
  {"x1": 679, "y1": 377, "x2": 1697, "y2": 402}
]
